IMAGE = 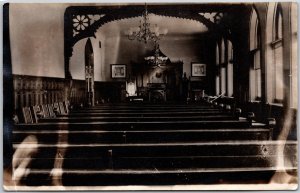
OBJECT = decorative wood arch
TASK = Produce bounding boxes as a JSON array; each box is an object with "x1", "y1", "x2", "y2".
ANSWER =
[{"x1": 64, "y1": 4, "x2": 244, "y2": 78}]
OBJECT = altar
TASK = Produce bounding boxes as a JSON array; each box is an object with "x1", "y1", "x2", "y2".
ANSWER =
[
  {"x1": 128, "y1": 43, "x2": 183, "y2": 102},
  {"x1": 143, "y1": 45, "x2": 182, "y2": 102}
]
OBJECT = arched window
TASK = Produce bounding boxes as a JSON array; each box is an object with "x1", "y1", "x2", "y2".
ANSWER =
[
  {"x1": 249, "y1": 9, "x2": 261, "y2": 100},
  {"x1": 227, "y1": 40, "x2": 233, "y2": 97},
  {"x1": 216, "y1": 43, "x2": 219, "y2": 64},
  {"x1": 215, "y1": 43, "x2": 220, "y2": 95},
  {"x1": 275, "y1": 6, "x2": 283, "y2": 40},
  {"x1": 272, "y1": 4, "x2": 284, "y2": 102},
  {"x1": 220, "y1": 39, "x2": 226, "y2": 95},
  {"x1": 220, "y1": 39, "x2": 225, "y2": 64},
  {"x1": 291, "y1": 3, "x2": 298, "y2": 108}
]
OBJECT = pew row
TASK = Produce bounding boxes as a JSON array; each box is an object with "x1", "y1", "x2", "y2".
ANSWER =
[
  {"x1": 12, "y1": 141, "x2": 297, "y2": 186},
  {"x1": 15, "y1": 119, "x2": 261, "y2": 130},
  {"x1": 13, "y1": 128, "x2": 272, "y2": 144},
  {"x1": 13, "y1": 101, "x2": 291, "y2": 186},
  {"x1": 39, "y1": 115, "x2": 238, "y2": 123}
]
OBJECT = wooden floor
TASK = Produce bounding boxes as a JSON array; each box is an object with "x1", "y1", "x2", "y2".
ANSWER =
[{"x1": 11, "y1": 102, "x2": 297, "y2": 187}]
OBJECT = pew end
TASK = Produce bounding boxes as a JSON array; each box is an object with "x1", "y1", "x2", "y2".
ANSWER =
[
  {"x1": 247, "y1": 112, "x2": 255, "y2": 127},
  {"x1": 225, "y1": 105, "x2": 231, "y2": 113},
  {"x1": 235, "y1": 108, "x2": 242, "y2": 120},
  {"x1": 267, "y1": 118, "x2": 276, "y2": 140}
]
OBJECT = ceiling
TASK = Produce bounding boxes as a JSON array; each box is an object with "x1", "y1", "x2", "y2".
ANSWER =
[{"x1": 96, "y1": 13, "x2": 209, "y2": 38}]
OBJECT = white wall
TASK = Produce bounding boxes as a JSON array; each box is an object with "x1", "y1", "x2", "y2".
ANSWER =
[
  {"x1": 71, "y1": 34, "x2": 207, "y2": 81},
  {"x1": 10, "y1": 4, "x2": 209, "y2": 81},
  {"x1": 160, "y1": 36, "x2": 204, "y2": 76},
  {"x1": 10, "y1": 4, "x2": 69, "y2": 78},
  {"x1": 70, "y1": 38, "x2": 86, "y2": 80}
]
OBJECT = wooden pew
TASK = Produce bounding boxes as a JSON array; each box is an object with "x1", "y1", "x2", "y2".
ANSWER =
[
  {"x1": 15, "y1": 119, "x2": 253, "y2": 130},
  {"x1": 12, "y1": 141, "x2": 297, "y2": 186},
  {"x1": 21, "y1": 101, "x2": 69, "y2": 123},
  {"x1": 73, "y1": 108, "x2": 223, "y2": 114},
  {"x1": 39, "y1": 115, "x2": 238, "y2": 123},
  {"x1": 13, "y1": 128, "x2": 272, "y2": 144},
  {"x1": 66, "y1": 111, "x2": 230, "y2": 117},
  {"x1": 13, "y1": 102, "x2": 295, "y2": 186}
]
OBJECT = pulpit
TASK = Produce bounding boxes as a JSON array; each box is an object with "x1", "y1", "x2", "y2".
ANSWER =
[
  {"x1": 148, "y1": 83, "x2": 166, "y2": 102},
  {"x1": 144, "y1": 43, "x2": 182, "y2": 102}
]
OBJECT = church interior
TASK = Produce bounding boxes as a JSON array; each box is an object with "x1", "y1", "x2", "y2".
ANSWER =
[{"x1": 3, "y1": 2, "x2": 298, "y2": 190}]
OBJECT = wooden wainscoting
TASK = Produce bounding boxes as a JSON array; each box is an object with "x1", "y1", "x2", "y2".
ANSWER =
[
  {"x1": 13, "y1": 75, "x2": 66, "y2": 111},
  {"x1": 12, "y1": 75, "x2": 127, "y2": 112}
]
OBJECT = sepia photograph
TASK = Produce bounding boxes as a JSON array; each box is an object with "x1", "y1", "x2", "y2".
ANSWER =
[{"x1": 2, "y1": 1, "x2": 298, "y2": 191}]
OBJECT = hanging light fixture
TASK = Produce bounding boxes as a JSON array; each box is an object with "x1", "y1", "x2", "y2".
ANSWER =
[
  {"x1": 144, "y1": 42, "x2": 169, "y2": 67},
  {"x1": 127, "y1": 4, "x2": 168, "y2": 44}
]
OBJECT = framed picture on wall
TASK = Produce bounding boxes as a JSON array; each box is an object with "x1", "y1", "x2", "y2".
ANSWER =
[
  {"x1": 191, "y1": 63, "x2": 206, "y2": 77},
  {"x1": 111, "y1": 64, "x2": 126, "y2": 78}
]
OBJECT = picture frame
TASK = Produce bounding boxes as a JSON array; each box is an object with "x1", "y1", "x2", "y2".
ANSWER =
[
  {"x1": 111, "y1": 64, "x2": 126, "y2": 78},
  {"x1": 191, "y1": 63, "x2": 206, "y2": 77}
]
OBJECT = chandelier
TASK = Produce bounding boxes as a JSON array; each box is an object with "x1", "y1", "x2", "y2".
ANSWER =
[
  {"x1": 144, "y1": 42, "x2": 169, "y2": 67},
  {"x1": 127, "y1": 4, "x2": 168, "y2": 43}
]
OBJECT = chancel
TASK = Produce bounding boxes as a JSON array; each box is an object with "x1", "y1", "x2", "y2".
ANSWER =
[{"x1": 3, "y1": 2, "x2": 298, "y2": 190}]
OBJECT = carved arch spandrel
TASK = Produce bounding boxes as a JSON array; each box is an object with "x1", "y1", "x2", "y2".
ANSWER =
[{"x1": 64, "y1": 4, "x2": 243, "y2": 78}]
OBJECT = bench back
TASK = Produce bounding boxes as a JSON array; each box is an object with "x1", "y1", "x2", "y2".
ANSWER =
[
  {"x1": 47, "y1": 104, "x2": 56, "y2": 118},
  {"x1": 32, "y1": 105, "x2": 44, "y2": 123},
  {"x1": 22, "y1": 107, "x2": 33, "y2": 124},
  {"x1": 53, "y1": 102, "x2": 61, "y2": 115},
  {"x1": 41, "y1": 104, "x2": 50, "y2": 118}
]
